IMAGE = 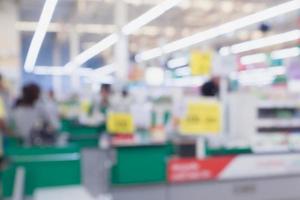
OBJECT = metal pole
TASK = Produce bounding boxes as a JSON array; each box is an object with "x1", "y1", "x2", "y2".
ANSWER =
[{"x1": 12, "y1": 167, "x2": 25, "y2": 200}]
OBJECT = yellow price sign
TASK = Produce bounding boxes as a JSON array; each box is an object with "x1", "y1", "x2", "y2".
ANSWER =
[
  {"x1": 107, "y1": 113, "x2": 135, "y2": 134},
  {"x1": 180, "y1": 102, "x2": 221, "y2": 135},
  {"x1": 190, "y1": 51, "x2": 212, "y2": 76}
]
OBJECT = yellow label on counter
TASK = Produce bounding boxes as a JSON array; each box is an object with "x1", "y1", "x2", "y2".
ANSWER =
[
  {"x1": 180, "y1": 101, "x2": 221, "y2": 135},
  {"x1": 107, "y1": 113, "x2": 135, "y2": 134},
  {"x1": 190, "y1": 51, "x2": 212, "y2": 76}
]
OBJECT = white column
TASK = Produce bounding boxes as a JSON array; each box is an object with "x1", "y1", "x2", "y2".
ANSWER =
[
  {"x1": 70, "y1": 27, "x2": 81, "y2": 92},
  {"x1": 220, "y1": 76, "x2": 229, "y2": 136},
  {"x1": 52, "y1": 35, "x2": 62, "y2": 99},
  {"x1": 0, "y1": 0, "x2": 19, "y2": 94},
  {"x1": 114, "y1": 0, "x2": 129, "y2": 86}
]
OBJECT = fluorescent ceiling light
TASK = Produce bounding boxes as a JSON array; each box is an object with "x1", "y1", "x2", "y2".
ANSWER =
[
  {"x1": 165, "y1": 76, "x2": 208, "y2": 87},
  {"x1": 240, "y1": 53, "x2": 267, "y2": 65},
  {"x1": 135, "y1": 48, "x2": 163, "y2": 62},
  {"x1": 137, "y1": 0, "x2": 300, "y2": 61},
  {"x1": 167, "y1": 57, "x2": 188, "y2": 69},
  {"x1": 34, "y1": 66, "x2": 67, "y2": 76},
  {"x1": 88, "y1": 75, "x2": 115, "y2": 84},
  {"x1": 239, "y1": 47, "x2": 300, "y2": 66},
  {"x1": 238, "y1": 66, "x2": 286, "y2": 77},
  {"x1": 24, "y1": 0, "x2": 58, "y2": 72},
  {"x1": 33, "y1": 66, "x2": 94, "y2": 76},
  {"x1": 175, "y1": 67, "x2": 190, "y2": 76},
  {"x1": 271, "y1": 47, "x2": 300, "y2": 60},
  {"x1": 65, "y1": 34, "x2": 119, "y2": 70},
  {"x1": 93, "y1": 64, "x2": 116, "y2": 76},
  {"x1": 122, "y1": 0, "x2": 182, "y2": 35},
  {"x1": 65, "y1": 0, "x2": 182, "y2": 71},
  {"x1": 33, "y1": 65, "x2": 113, "y2": 77},
  {"x1": 238, "y1": 66, "x2": 286, "y2": 86},
  {"x1": 230, "y1": 30, "x2": 300, "y2": 54}
]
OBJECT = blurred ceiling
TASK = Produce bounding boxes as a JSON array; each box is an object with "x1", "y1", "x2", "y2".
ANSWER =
[{"x1": 11, "y1": 0, "x2": 300, "y2": 64}]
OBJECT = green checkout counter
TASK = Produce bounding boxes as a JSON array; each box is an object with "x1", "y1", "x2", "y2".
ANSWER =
[
  {"x1": 111, "y1": 143, "x2": 174, "y2": 185},
  {"x1": 1, "y1": 140, "x2": 81, "y2": 198},
  {"x1": 60, "y1": 119, "x2": 105, "y2": 148},
  {"x1": 5, "y1": 119, "x2": 298, "y2": 200},
  {"x1": 110, "y1": 141, "x2": 252, "y2": 186}
]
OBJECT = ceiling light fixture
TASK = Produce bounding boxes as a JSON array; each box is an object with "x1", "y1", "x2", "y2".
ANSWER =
[
  {"x1": 271, "y1": 47, "x2": 300, "y2": 60},
  {"x1": 64, "y1": 0, "x2": 182, "y2": 71},
  {"x1": 122, "y1": 0, "x2": 182, "y2": 35},
  {"x1": 167, "y1": 57, "x2": 188, "y2": 69},
  {"x1": 64, "y1": 34, "x2": 119, "y2": 70},
  {"x1": 175, "y1": 67, "x2": 191, "y2": 76},
  {"x1": 136, "y1": 0, "x2": 300, "y2": 62},
  {"x1": 24, "y1": 0, "x2": 58, "y2": 72},
  {"x1": 34, "y1": 66, "x2": 67, "y2": 76},
  {"x1": 221, "y1": 29, "x2": 300, "y2": 55},
  {"x1": 239, "y1": 47, "x2": 300, "y2": 65},
  {"x1": 238, "y1": 66, "x2": 286, "y2": 86},
  {"x1": 165, "y1": 76, "x2": 208, "y2": 87},
  {"x1": 240, "y1": 53, "x2": 267, "y2": 65},
  {"x1": 33, "y1": 64, "x2": 115, "y2": 77}
]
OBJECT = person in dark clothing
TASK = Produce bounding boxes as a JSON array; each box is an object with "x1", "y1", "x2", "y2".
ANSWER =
[{"x1": 201, "y1": 76, "x2": 220, "y2": 97}]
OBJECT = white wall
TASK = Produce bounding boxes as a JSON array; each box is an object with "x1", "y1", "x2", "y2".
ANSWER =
[{"x1": 0, "y1": 0, "x2": 20, "y2": 95}]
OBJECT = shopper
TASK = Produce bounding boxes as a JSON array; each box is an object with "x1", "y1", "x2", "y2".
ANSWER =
[
  {"x1": 201, "y1": 76, "x2": 220, "y2": 97},
  {"x1": 12, "y1": 83, "x2": 59, "y2": 146}
]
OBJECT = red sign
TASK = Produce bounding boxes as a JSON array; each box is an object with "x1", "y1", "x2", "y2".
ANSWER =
[
  {"x1": 111, "y1": 135, "x2": 135, "y2": 146},
  {"x1": 168, "y1": 156, "x2": 234, "y2": 183}
]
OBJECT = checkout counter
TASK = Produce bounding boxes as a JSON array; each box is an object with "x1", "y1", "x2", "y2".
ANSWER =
[{"x1": 3, "y1": 104, "x2": 300, "y2": 200}]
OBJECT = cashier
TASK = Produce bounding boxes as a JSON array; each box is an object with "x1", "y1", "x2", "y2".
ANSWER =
[{"x1": 93, "y1": 84, "x2": 112, "y2": 115}]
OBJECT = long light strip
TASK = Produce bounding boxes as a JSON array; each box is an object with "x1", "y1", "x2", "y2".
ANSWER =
[
  {"x1": 238, "y1": 66, "x2": 286, "y2": 86},
  {"x1": 271, "y1": 47, "x2": 300, "y2": 60},
  {"x1": 94, "y1": 64, "x2": 116, "y2": 75},
  {"x1": 240, "y1": 53, "x2": 267, "y2": 65},
  {"x1": 175, "y1": 67, "x2": 190, "y2": 76},
  {"x1": 34, "y1": 66, "x2": 68, "y2": 76},
  {"x1": 136, "y1": 0, "x2": 300, "y2": 62},
  {"x1": 34, "y1": 64, "x2": 115, "y2": 78},
  {"x1": 167, "y1": 57, "x2": 188, "y2": 69},
  {"x1": 64, "y1": 0, "x2": 182, "y2": 71},
  {"x1": 220, "y1": 30, "x2": 300, "y2": 55},
  {"x1": 24, "y1": 0, "x2": 58, "y2": 72},
  {"x1": 85, "y1": 75, "x2": 115, "y2": 84},
  {"x1": 122, "y1": 0, "x2": 182, "y2": 35},
  {"x1": 239, "y1": 47, "x2": 300, "y2": 65},
  {"x1": 165, "y1": 76, "x2": 208, "y2": 87},
  {"x1": 65, "y1": 34, "x2": 119, "y2": 69}
]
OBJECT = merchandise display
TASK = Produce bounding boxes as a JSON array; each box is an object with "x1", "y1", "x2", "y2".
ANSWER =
[{"x1": 0, "y1": 0, "x2": 300, "y2": 199}]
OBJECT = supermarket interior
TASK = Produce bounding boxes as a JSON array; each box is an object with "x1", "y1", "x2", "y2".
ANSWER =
[{"x1": 0, "y1": 0, "x2": 300, "y2": 199}]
